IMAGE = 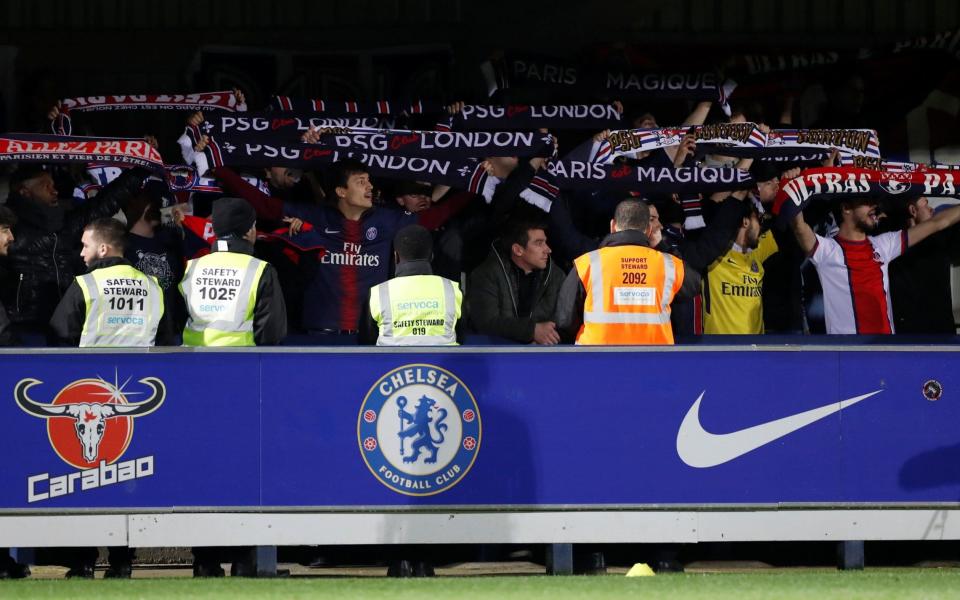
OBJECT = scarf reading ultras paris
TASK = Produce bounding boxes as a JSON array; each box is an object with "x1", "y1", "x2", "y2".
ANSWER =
[{"x1": 772, "y1": 167, "x2": 960, "y2": 223}]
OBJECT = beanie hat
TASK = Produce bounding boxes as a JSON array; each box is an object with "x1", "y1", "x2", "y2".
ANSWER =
[{"x1": 212, "y1": 197, "x2": 257, "y2": 238}]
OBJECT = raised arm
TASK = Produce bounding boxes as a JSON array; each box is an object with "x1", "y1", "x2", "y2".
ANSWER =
[
  {"x1": 791, "y1": 212, "x2": 817, "y2": 256},
  {"x1": 682, "y1": 100, "x2": 713, "y2": 126},
  {"x1": 907, "y1": 203, "x2": 960, "y2": 248},
  {"x1": 665, "y1": 101, "x2": 713, "y2": 163}
]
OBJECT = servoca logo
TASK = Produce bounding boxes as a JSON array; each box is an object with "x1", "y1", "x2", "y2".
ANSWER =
[{"x1": 15, "y1": 372, "x2": 165, "y2": 502}]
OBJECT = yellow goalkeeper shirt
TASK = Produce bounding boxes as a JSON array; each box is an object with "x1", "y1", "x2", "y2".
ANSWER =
[{"x1": 702, "y1": 232, "x2": 778, "y2": 334}]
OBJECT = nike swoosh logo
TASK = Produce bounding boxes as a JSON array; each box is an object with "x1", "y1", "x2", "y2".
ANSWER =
[
  {"x1": 676, "y1": 389, "x2": 883, "y2": 468},
  {"x1": 324, "y1": 228, "x2": 340, "y2": 234}
]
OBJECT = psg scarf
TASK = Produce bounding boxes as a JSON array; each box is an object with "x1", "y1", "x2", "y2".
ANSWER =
[
  {"x1": 731, "y1": 29, "x2": 960, "y2": 78},
  {"x1": 745, "y1": 128, "x2": 881, "y2": 159},
  {"x1": 180, "y1": 214, "x2": 329, "y2": 258},
  {"x1": 480, "y1": 55, "x2": 737, "y2": 116},
  {"x1": 628, "y1": 128, "x2": 880, "y2": 162},
  {"x1": 200, "y1": 127, "x2": 554, "y2": 166},
  {"x1": 270, "y1": 97, "x2": 441, "y2": 116},
  {"x1": 589, "y1": 123, "x2": 768, "y2": 164},
  {"x1": 0, "y1": 134, "x2": 164, "y2": 171},
  {"x1": 310, "y1": 128, "x2": 557, "y2": 158},
  {"x1": 53, "y1": 91, "x2": 244, "y2": 136},
  {"x1": 482, "y1": 53, "x2": 736, "y2": 112},
  {"x1": 61, "y1": 91, "x2": 243, "y2": 114},
  {"x1": 198, "y1": 113, "x2": 396, "y2": 138},
  {"x1": 546, "y1": 161, "x2": 755, "y2": 194},
  {"x1": 443, "y1": 104, "x2": 623, "y2": 131},
  {"x1": 773, "y1": 167, "x2": 960, "y2": 222},
  {"x1": 198, "y1": 139, "x2": 502, "y2": 201},
  {"x1": 837, "y1": 155, "x2": 960, "y2": 173},
  {"x1": 164, "y1": 164, "x2": 270, "y2": 196}
]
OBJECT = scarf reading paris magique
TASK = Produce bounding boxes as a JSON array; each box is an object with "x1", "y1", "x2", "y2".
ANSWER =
[{"x1": 480, "y1": 53, "x2": 737, "y2": 114}]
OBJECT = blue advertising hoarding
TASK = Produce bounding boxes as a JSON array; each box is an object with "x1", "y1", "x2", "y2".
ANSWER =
[{"x1": 0, "y1": 348, "x2": 957, "y2": 511}]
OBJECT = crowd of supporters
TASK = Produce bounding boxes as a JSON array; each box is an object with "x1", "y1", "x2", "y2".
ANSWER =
[{"x1": 0, "y1": 80, "x2": 958, "y2": 350}]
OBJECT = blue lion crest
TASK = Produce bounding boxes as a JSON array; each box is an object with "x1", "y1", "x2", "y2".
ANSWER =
[{"x1": 397, "y1": 395, "x2": 448, "y2": 464}]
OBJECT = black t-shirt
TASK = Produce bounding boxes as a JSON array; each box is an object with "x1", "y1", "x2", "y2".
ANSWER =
[{"x1": 124, "y1": 230, "x2": 183, "y2": 292}]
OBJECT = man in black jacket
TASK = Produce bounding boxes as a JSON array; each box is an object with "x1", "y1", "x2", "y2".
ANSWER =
[
  {"x1": 0, "y1": 206, "x2": 29, "y2": 580},
  {"x1": 3, "y1": 164, "x2": 145, "y2": 343},
  {"x1": 466, "y1": 219, "x2": 564, "y2": 344},
  {"x1": 890, "y1": 196, "x2": 960, "y2": 334},
  {"x1": 0, "y1": 206, "x2": 16, "y2": 346}
]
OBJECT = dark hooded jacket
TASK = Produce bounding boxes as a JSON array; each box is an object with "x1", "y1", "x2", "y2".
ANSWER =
[{"x1": 3, "y1": 169, "x2": 145, "y2": 330}]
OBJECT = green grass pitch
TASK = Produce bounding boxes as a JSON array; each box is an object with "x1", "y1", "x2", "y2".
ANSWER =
[{"x1": 2, "y1": 570, "x2": 960, "y2": 599}]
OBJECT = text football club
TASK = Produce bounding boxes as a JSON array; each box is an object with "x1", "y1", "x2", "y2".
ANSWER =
[
  {"x1": 358, "y1": 364, "x2": 481, "y2": 496},
  {"x1": 14, "y1": 373, "x2": 165, "y2": 503}
]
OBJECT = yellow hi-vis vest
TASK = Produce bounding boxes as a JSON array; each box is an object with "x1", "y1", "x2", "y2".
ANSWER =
[
  {"x1": 369, "y1": 275, "x2": 462, "y2": 346},
  {"x1": 76, "y1": 264, "x2": 164, "y2": 348},
  {"x1": 179, "y1": 251, "x2": 267, "y2": 347},
  {"x1": 573, "y1": 245, "x2": 683, "y2": 345}
]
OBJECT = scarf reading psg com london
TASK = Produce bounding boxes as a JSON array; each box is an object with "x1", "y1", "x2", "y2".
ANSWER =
[
  {"x1": 772, "y1": 167, "x2": 960, "y2": 222},
  {"x1": 198, "y1": 113, "x2": 396, "y2": 138},
  {"x1": 0, "y1": 134, "x2": 164, "y2": 170},
  {"x1": 198, "y1": 123, "x2": 557, "y2": 158},
  {"x1": 443, "y1": 104, "x2": 623, "y2": 131},
  {"x1": 52, "y1": 91, "x2": 245, "y2": 136},
  {"x1": 198, "y1": 137, "x2": 503, "y2": 199},
  {"x1": 311, "y1": 128, "x2": 556, "y2": 158}
]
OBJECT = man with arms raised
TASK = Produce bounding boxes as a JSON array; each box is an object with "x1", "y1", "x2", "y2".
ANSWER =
[{"x1": 791, "y1": 196, "x2": 960, "y2": 334}]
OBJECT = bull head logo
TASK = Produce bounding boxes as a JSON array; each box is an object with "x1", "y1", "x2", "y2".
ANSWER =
[{"x1": 15, "y1": 377, "x2": 165, "y2": 463}]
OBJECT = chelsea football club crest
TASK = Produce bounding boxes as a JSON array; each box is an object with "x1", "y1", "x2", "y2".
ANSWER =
[{"x1": 358, "y1": 364, "x2": 481, "y2": 496}]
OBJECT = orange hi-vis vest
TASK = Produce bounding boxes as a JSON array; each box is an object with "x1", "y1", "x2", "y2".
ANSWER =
[{"x1": 573, "y1": 245, "x2": 684, "y2": 345}]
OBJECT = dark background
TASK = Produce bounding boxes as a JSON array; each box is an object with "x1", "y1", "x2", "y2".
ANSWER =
[{"x1": 0, "y1": 0, "x2": 957, "y2": 162}]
